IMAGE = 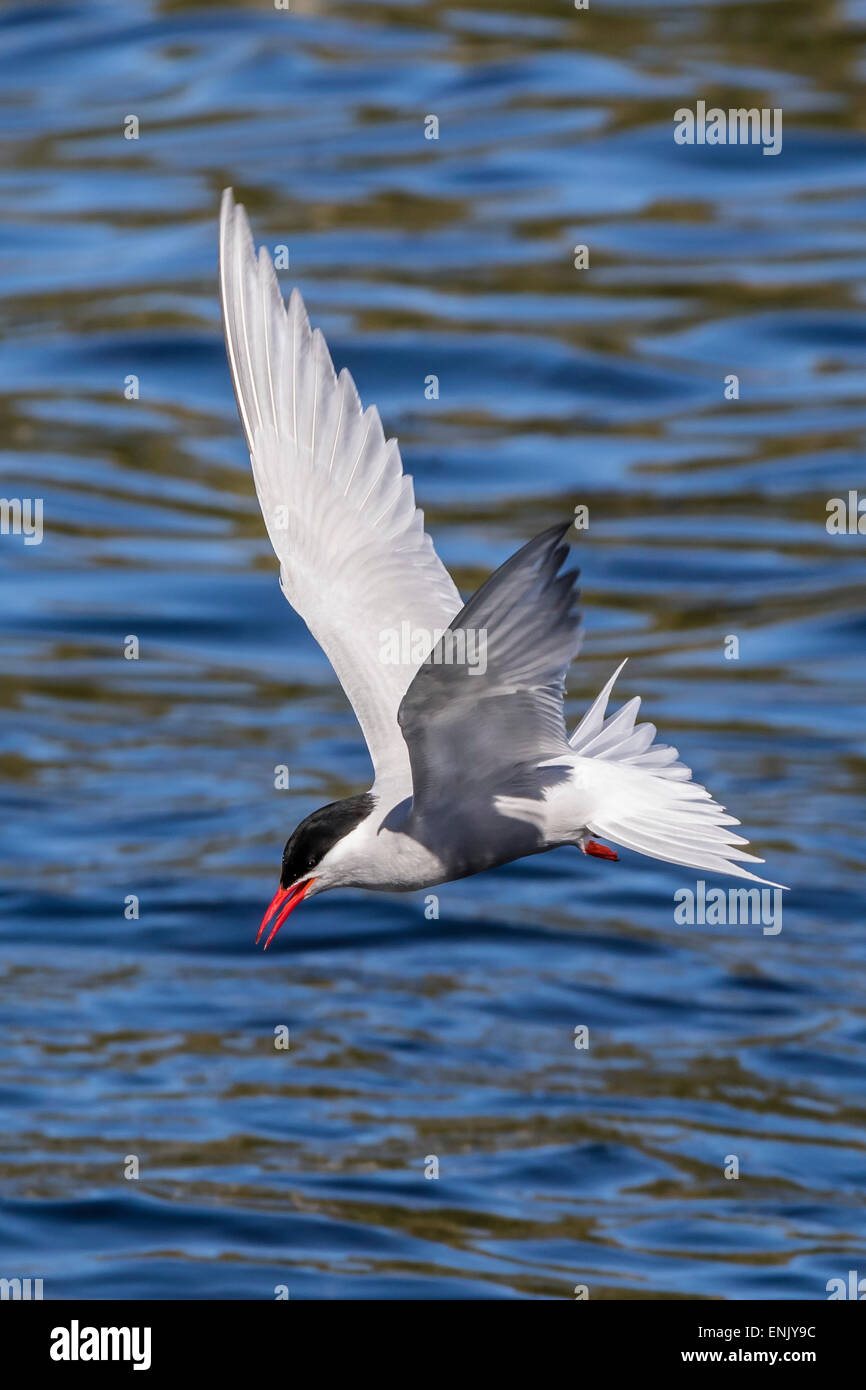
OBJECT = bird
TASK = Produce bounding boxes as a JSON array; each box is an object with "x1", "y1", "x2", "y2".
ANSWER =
[{"x1": 218, "y1": 189, "x2": 783, "y2": 951}]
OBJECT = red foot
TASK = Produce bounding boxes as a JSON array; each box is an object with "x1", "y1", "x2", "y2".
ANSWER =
[{"x1": 584, "y1": 839, "x2": 618, "y2": 861}]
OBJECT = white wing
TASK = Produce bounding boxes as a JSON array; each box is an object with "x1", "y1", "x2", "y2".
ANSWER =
[{"x1": 219, "y1": 188, "x2": 462, "y2": 797}]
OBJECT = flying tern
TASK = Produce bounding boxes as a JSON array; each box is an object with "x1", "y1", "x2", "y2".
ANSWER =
[{"x1": 218, "y1": 189, "x2": 781, "y2": 950}]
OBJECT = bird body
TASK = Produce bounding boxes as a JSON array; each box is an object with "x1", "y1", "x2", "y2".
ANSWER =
[{"x1": 218, "y1": 189, "x2": 782, "y2": 948}]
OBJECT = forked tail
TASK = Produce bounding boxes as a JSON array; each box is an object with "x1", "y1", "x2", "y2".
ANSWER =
[{"x1": 568, "y1": 662, "x2": 785, "y2": 888}]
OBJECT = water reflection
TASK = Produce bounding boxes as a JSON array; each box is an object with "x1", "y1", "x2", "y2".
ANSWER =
[{"x1": 0, "y1": 0, "x2": 864, "y2": 1299}]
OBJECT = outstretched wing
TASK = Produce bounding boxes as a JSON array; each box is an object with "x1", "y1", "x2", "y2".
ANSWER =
[
  {"x1": 398, "y1": 523, "x2": 582, "y2": 823},
  {"x1": 219, "y1": 189, "x2": 462, "y2": 798}
]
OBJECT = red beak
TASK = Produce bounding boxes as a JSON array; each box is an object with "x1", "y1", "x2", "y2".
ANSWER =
[{"x1": 256, "y1": 878, "x2": 315, "y2": 950}]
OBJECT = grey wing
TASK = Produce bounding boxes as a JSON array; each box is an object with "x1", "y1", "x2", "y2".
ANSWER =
[{"x1": 397, "y1": 522, "x2": 583, "y2": 828}]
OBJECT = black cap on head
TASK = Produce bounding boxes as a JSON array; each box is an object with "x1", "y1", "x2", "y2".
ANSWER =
[{"x1": 281, "y1": 792, "x2": 376, "y2": 888}]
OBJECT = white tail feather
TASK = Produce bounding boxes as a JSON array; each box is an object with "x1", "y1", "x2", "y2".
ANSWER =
[{"x1": 569, "y1": 663, "x2": 786, "y2": 888}]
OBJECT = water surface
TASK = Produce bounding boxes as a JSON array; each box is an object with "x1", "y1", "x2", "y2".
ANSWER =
[{"x1": 1, "y1": 0, "x2": 865, "y2": 1299}]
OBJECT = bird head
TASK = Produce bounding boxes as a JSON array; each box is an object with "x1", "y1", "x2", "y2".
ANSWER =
[{"x1": 256, "y1": 792, "x2": 376, "y2": 949}]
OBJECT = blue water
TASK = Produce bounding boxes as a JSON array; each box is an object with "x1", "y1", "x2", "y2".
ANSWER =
[{"x1": 1, "y1": 0, "x2": 865, "y2": 1300}]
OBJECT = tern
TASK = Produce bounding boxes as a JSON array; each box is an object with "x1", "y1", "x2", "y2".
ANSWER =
[{"x1": 219, "y1": 190, "x2": 782, "y2": 950}]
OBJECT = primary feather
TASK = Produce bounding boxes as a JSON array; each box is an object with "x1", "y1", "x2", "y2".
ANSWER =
[{"x1": 219, "y1": 189, "x2": 462, "y2": 800}]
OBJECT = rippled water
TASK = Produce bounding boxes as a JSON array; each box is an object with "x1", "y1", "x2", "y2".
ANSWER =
[{"x1": 1, "y1": 0, "x2": 865, "y2": 1300}]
